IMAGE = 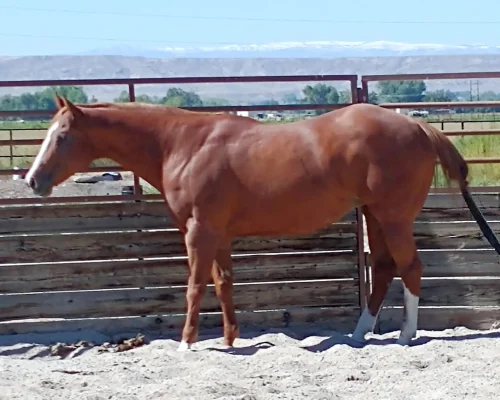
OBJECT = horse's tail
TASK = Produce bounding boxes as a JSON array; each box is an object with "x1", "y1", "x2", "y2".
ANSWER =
[{"x1": 415, "y1": 118, "x2": 500, "y2": 255}]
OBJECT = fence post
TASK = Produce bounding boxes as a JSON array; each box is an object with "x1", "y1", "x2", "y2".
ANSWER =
[
  {"x1": 127, "y1": 83, "x2": 143, "y2": 196},
  {"x1": 9, "y1": 129, "x2": 13, "y2": 169},
  {"x1": 356, "y1": 208, "x2": 367, "y2": 311},
  {"x1": 354, "y1": 77, "x2": 371, "y2": 312}
]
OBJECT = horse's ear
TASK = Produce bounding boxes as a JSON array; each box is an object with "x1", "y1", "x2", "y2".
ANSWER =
[
  {"x1": 54, "y1": 93, "x2": 65, "y2": 110},
  {"x1": 62, "y1": 96, "x2": 83, "y2": 118}
]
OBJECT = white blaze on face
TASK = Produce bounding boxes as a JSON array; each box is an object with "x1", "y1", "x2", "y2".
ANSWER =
[{"x1": 25, "y1": 121, "x2": 60, "y2": 184}]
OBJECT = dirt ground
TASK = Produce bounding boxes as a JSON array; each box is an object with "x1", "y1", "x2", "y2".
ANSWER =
[
  {"x1": 0, "y1": 326, "x2": 499, "y2": 400},
  {"x1": 0, "y1": 172, "x2": 139, "y2": 199}
]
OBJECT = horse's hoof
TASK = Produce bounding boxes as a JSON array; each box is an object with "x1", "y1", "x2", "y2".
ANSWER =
[
  {"x1": 350, "y1": 333, "x2": 367, "y2": 343},
  {"x1": 396, "y1": 336, "x2": 412, "y2": 346},
  {"x1": 177, "y1": 341, "x2": 193, "y2": 352}
]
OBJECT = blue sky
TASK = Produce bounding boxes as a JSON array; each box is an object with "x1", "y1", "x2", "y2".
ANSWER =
[{"x1": 0, "y1": 0, "x2": 499, "y2": 55}]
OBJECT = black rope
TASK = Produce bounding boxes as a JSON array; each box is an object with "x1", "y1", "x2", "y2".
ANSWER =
[{"x1": 461, "y1": 187, "x2": 500, "y2": 255}]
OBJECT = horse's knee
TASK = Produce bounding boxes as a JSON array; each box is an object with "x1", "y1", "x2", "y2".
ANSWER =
[
  {"x1": 186, "y1": 283, "x2": 206, "y2": 304},
  {"x1": 213, "y1": 274, "x2": 232, "y2": 298}
]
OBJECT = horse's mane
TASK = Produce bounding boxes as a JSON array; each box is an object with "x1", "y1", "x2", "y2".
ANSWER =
[
  {"x1": 53, "y1": 100, "x2": 230, "y2": 121},
  {"x1": 77, "y1": 101, "x2": 196, "y2": 114}
]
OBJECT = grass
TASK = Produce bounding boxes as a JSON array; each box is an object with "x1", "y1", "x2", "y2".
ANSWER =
[
  {"x1": 2, "y1": 118, "x2": 500, "y2": 187},
  {"x1": 433, "y1": 133, "x2": 500, "y2": 187}
]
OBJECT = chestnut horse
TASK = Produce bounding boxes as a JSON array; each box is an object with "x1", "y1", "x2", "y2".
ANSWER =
[{"x1": 25, "y1": 95, "x2": 500, "y2": 350}]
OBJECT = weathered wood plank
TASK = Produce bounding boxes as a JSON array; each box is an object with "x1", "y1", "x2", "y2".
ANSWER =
[
  {"x1": 0, "y1": 201, "x2": 175, "y2": 234},
  {"x1": 365, "y1": 250, "x2": 500, "y2": 277},
  {"x1": 414, "y1": 193, "x2": 500, "y2": 221},
  {"x1": 413, "y1": 221, "x2": 500, "y2": 250},
  {"x1": 0, "y1": 306, "x2": 360, "y2": 337},
  {"x1": 423, "y1": 193, "x2": 499, "y2": 209},
  {"x1": 385, "y1": 277, "x2": 500, "y2": 307},
  {"x1": 0, "y1": 223, "x2": 357, "y2": 263},
  {"x1": 0, "y1": 251, "x2": 358, "y2": 294},
  {"x1": 0, "y1": 201, "x2": 357, "y2": 234},
  {"x1": 379, "y1": 306, "x2": 500, "y2": 333},
  {"x1": 419, "y1": 250, "x2": 500, "y2": 277},
  {"x1": 0, "y1": 279, "x2": 359, "y2": 321},
  {"x1": 417, "y1": 207, "x2": 500, "y2": 222}
]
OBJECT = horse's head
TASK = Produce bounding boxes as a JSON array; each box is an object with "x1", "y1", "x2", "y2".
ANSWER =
[{"x1": 25, "y1": 94, "x2": 95, "y2": 197}]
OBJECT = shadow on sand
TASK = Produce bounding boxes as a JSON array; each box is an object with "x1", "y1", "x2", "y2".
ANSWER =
[
  {"x1": 300, "y1": 329, "x2": 500, "y2": 353},
  {"x1": 1, "y1": 325, "x2": 500, "y2": 358}
]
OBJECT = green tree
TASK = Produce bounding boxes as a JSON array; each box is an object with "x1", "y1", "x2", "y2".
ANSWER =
[
  {"x1": 423, "y1": 89, "x2": 458, "y2": 102},
  {"x1": 114, "y1": 90, "x2": 131, "y2": 103},
  {"x1": 282, "y1": 93, "x2": 301, "y2": 104},
  {"x1": 377, "y1": 80, "x2": 426, "y2": 103},
  {"x1": 204, "y1": 97, "x2": 231, "y2": 107},
  {"x1": 338, "y1": 90, "x2": 351, "y2": 104},
  {"x1": 302, "y1": 83, "x2": 340, "y2": 115},
  {"x1": 161, "y1": 87, "x2": 203, "y2": 107},
  {"x1": 368, "y1": 91, "x2": 379, "y2": 104},
  {"x1": 0, "y1": 86, "x2": 90, "y2": 120},
  {"x1": 478, "y1": 90, "x2": 500, "y2": 113},
  {"x1": 44, "y1": 86, "x2": 89, "y2": 104}
]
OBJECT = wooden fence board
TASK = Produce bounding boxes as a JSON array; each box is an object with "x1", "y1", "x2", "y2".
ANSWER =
[
  {"x1": 413, "y1": 221, "x2": 500, "y2": 250},
  {"x1": 0, "y1": 201, "x2": 357, "y2": 234},
  {"x1": 422, "y1": 193, "x2": 499, "y2": 209},
  {"x1": 379, "y1": 306, "x2": 500, "y2": 333},
  {"x1": 0, "y1": 278, "x2": 359, "y2": 321},
  {"x1": 0, "y1": 223, "x2": 357, "y2": 263},
  {"x1": 385, "y1": 277, "x2": 500, "y2": 307},
  {"x1": 419, "y1": 250, "x2": 500, "y2": 277},
  {"x1": 0, "y1": 251, "x2": 358, "y2": 294},
  {"x1": 417, "y1": 207, "x2": 500, "y2": 222},
  {"x1": 0, "y1": 201, "x2": 174, "y2": 234},
  {"x1": 0, "y1": 306, "x2": 361, "y2": 336}
]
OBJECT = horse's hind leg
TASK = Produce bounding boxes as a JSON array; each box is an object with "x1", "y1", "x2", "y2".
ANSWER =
[
  {"x1": 352, "y1": 206, "x2": 397, "y2": 342},
  {"x1": 364, "y1": 204, "x2": 423, "y2": 345},
  {"x1": 211, "y1": 244, "x2": 239, "y2": 347},
  {"x1": 379, "y1": 221, "x2": 423, "y2": 345}
]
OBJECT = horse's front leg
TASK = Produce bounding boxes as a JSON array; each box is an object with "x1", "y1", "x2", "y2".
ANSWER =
[
  {"x1": 211, "y1": 244, "x2": 239, "y2": 347},
  {"x1": 178, "y1": 217, "x2": 218, "y2": 351}
]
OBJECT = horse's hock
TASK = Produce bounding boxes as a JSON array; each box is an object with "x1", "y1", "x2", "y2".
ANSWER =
[{"x1": 0, "y1": 191, "x2": 499, "y2": 338}]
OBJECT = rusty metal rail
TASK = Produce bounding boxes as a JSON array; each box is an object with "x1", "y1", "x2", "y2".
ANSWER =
[
  {"x1": 378, "y1": 101, "x2": 500, "y2": 109},
  {"x1": 0, "y1": 74, "x2": 358, "y2": 88}
]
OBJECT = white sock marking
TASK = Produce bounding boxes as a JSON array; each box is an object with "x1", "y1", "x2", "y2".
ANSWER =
[
  {"x1": 177, "y1": 341, "x2": 192, "y2": 352},
  {"x1": 397, "y1": 283, "x2": 419, "y2": 345},
  {"x1": 352, "y1": 306, "x2": 377, "y2": 342},
  {"x1": 25, "y1": 120, "x2": 60, "y2": 184}
]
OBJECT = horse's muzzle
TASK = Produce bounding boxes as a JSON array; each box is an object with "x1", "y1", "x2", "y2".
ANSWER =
[{"x1": 26, "y1": 175, "x2": 52, "y2": 197}]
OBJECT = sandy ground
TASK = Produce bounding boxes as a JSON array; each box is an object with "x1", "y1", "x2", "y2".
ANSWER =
[
  {"x1": 0, "y1": 172, "x2": 147, "y2": 199},
  {"x1": 0, "y1": 325, "x2": 499, "y2": 400}
]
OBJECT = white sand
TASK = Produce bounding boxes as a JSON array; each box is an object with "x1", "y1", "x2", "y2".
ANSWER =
[{"x1": 1, "y1": 325, "x2": 499, "y2": 400}]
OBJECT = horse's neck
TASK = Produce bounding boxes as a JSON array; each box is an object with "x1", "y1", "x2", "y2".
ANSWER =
[{"x1": 88, "y1": 107, "x2": 166, "y2": 190}]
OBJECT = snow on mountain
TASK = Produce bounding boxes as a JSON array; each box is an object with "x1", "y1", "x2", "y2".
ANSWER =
[{"x1": 80, "y1": 40, "x2": 500, "y2": 58}]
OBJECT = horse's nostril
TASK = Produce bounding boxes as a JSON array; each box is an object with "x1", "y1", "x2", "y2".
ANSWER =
[{"x1": 28, "y1": 177, "x2": 37, "y2": 189}]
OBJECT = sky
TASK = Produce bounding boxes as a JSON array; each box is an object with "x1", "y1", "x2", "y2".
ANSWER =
[{"x1": 1, "y1": 0, "x2": 499, "y2": 56}]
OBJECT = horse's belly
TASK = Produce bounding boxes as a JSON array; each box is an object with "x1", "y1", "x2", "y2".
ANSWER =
[{"x1": 230, "y1": 195, "x2": 355, "y2": 237}]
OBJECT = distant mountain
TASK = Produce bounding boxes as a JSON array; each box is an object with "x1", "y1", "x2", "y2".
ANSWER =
[
  {"x1": 78, "y1": 40, "x2": 500, "y2": 59},
  {"x1": 2, "y1": 41, "x2": 500, "y2": 103}
]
